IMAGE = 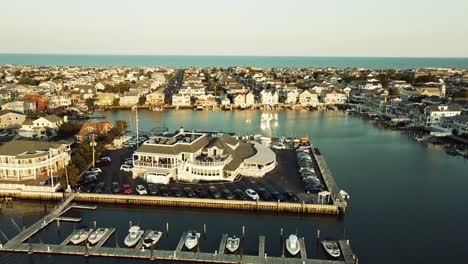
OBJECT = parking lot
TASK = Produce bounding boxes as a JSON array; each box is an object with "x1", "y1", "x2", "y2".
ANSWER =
[{"x1": 79, "y1": 143, "x2": 328, "y2": 205}]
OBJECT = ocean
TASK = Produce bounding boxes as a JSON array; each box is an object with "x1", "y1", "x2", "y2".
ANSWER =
[{"x1": 0, "y1": 54, "x2": 467, "y2": 69}]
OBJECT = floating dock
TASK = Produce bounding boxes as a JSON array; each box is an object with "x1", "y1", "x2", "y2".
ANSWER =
[{"x1": 0, "y1": 197, "x2": 357, "y2": 263}]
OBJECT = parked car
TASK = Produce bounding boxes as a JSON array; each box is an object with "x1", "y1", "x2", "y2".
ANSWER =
[
  {"x1": 194, "y1": 187, "x2": 208, "y2": 198},
  {"x1": 170, "y1": 187, "x2": 183, "y2": 197},
  {"x1": 233, "y1": 189, "x2": 248, "y2": 200},
  {"x1": 86, "y1": 167, "x2": 102, "y2": 174},
  {"x1": 147, "y1": 183, "x2": 158, "y2": 195},
  {"x1": 245, "y1": 189, "x2": 259, "y2": 200},
  {"x1": 222, "y1": 189, "x2": 234, "y2": 200},
  {"x1": 120, "y1": 164, "x2": 133, "y2": 172},
  {"x1": 271, "y1": 142, "x2": 286, "y2": 149},
  {"x1": 285, "y1": 191, "x2": 299, "y2": 202},
  {"x1": 136, "y1": 185, "x2": 147, "y2": 195},
  {"x1": 158, "y1": 187, "x2": 170, "y2": 196},
  {"x1": 111, "y1": 182, "x2": 121, "y2": 194},
  {"x1": 257, "y1": 188, "x2": 272, "y2": 201},
  {"x1": 94, "y1": 182, "x2": 106, "y2": 194},
  {"x1": 183, "y1": 187, "x2": 196, "y2": 198},
  {"x1": 80, "y1": 174, "x2": 97, "y2": 185},
  {"x1": 96, "y1": 157, "x2": 111, "y2": 167},
  {"x1": 271, "y1": 191, "x2": 287, "y2": 202},
  {"x1": 123, "y1": 184, "x2": 133, "y2": 195},
  {"x1": 208, "y1": 186, "x2": 222, "y2": 199},
  {"x1": 304, "y1": 183, "x2": 323, "y2": 193}
]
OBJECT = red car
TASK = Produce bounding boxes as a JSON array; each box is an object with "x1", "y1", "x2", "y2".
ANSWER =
[{"x1": 123, "y1": 184, "x2": 133, "y2": 195}]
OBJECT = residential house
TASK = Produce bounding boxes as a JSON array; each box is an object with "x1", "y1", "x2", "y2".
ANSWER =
[
  {"x1": 285, "y1": 90, "x2": 299, "y2": 104},
  {"x1": 0, "y1": 140, "x2": 71, "y2": 181},
  {"x1": 23, "y1": 94, "x2": 49, "y2": 112},
  {"x1": 171, "y1": 94, "x2": 191, "y2": 107},
  {"x1": 0, "y1": 110, "x2": 26, "y2": 129},
  {"x1": 145, "y1": 91, "x2": 165, "y2": 106},
  {"x1": 424, "y1": 105, "x2": 461, "y2": 128},
  {"x1": 49, "y1": 95, "x2": 72, "y2": 109},
  {"x1": 18, "y1": 115, "x2": 64, "y2": 139},
  {"x1": 75, "y1": 121, "x2": 113, "y2": 142},
  {"x1": 1, "y1": 100, "x2": 36, "y2": 114},
  {"x1": 119, "y1": 92, "x2": 140, "y2": 107},
  {"x1": 322, "y1": 90, "x2": 348, "y2": 105},
  {"x1": 299, "y1": 90, "x2": 319, "y2": 107},
  {"x1": 95, "y1": 93, "x2": 117, "y2": 107},
  {"x1": 260, "y1": 90, "x2": 279, "y2": 105}
]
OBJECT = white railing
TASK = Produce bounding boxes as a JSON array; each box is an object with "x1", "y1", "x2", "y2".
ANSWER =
[
  {"x1": 134, "y1": 161, "x2": 178, "y2": 169},
  {"x1": 240, "y1": 162, "x2": 276, "y2": 177},
  {"x1": 0, "y1": 153, "x2": 69, "y2": 169},
  {"x1": 0, "y1": 183, "x2": 60, "y2": 192},
  {"x1": 190, "y1": 156, "x2": 232, "y2": 167}
]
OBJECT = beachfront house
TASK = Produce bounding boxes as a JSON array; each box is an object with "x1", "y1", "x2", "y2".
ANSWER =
[
  {"x1": 18, "y1": 115, "x2": 65, "y2": 138},
  {"x1": 424, "y1": 104, "x2": 461, "y2": 128},
  {"x1": 171, "y1": 94, "x2": 191, "y2": 107},
  {"x1": 145, "y1": 91, "x2": 165, "y2": 106}
]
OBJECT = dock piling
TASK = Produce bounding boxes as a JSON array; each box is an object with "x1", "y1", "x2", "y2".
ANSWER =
[
  {"x1": 317, "y1": 229, "x2": 320, "y2": 239},
  {"x1": 242, "y1": 226, "x2": 245, "y2": 239},
  {"x1": 166, "y1": 222, "x2": 169, "y2": 237},
  {"x1": 203, "y1": 224, "x2": 207, "y2": 239},
  {"x1": 93, "y1": 221, "x2": 96, "y2": 229},
  {"x1": 129, "y1": 221, "x2": 132, "y2": 229}
]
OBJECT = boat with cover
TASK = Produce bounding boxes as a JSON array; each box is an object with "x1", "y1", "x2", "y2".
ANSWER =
[
  {"x1": 124, "y1": 226, "x2": 144, "y2": 247},
  {"x1": 142, "y1": 230, "x2": 163, "y2": 248},
  {"x1": 88, "y1": 227, "x2": 110, "y2": 245},
  {"x1": 285, "y1": 234, "x2": 300, "y2": 256},
  {"x1": 225, "y1": 236, "x2": 240, "y2": 253},
  {"x1": 322, "y1": 240, "x2": 341, "y2": 258},
  {"x1": 184, "y1": 230, "x2": 200, "y2": 250},
  {"x1": 70, "y1": 228, "x2": 94, "y2": 245}
]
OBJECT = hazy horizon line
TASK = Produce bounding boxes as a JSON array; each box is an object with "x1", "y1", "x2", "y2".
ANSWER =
[{"x1": 1, "y1": 53, "x2": 467, "y2": 59}]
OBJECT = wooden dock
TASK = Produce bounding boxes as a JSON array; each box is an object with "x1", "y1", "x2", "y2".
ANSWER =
[
  {"x1": 94, "y1": 228, "x2": 115, "y2": 248},
  {"x1": 300, "y1": 237, "x2": 308, "y2": 260},
  {"x1": 218, "y1": 234, "x2": 228, "y2": 254},
  {"x1": 258, "y1": 235, "x2": 265, "y2": 257},
  {"x1": 310, "y1": 145, "x2": 348, "y2": 212},
  {"x1": 176, "y1": 232, "x2": 187, "y2": 252}
]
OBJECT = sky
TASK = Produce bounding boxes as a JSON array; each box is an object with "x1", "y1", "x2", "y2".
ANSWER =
[{"x1": 1, "y1": 0, "x2": 468, "y2": 57}]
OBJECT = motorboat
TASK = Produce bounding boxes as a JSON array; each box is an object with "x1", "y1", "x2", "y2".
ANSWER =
[
  {"x1": 124, "y1": 226, "x2": 144, "y2": 247},
  {"x1": 285, "y1": 234, "x2": 300, "y2": 256},
  {"x1": 321, "y1": 240, "x2": 341, "y2": 258},
  {"x1": 70, "y1": 228, "x2": 93, "y2": 245},
  {"x1": 340, "y1": 190, "x2": 350, "y2": 200},
  {"x1": 142, "y1": 230, "x2": 163, "y2": 248},
  {"x1": 225, "y1": 236, "x2": 240, "y2": 253},
  {"x1": 88, "y1": 227, "x2": 110, "y2": 245},
  {"x1": 184, "y1": 230, "x2": 200, "y2": 250}
]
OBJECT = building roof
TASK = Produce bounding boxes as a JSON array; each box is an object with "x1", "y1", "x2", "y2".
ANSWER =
[
  {"x1": 42, "y1": 114, "x2": 62, "y2": 123},
  {"x1": 0, "y1": 140, "x2": 64, "y2": 157},
  {"x1": 0, "y1": 109, "x2": 25, "y2": 117},
  {"x1": 136, "y1": 135, "x2": 211, "y2": 155},
  {"x1": 77, "y1": 121, "x2": 113, "y2": 138},
  {"x1": 427, "y1": 105, "x2": 461, "y2": 112}
]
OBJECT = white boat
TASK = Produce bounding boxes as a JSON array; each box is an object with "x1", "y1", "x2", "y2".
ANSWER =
[
  {"x1": 87, "y1": 227, "x2": 109, "y2": 245},
  {"x1": 285, "y1": 234, "x2": 300, "y2": 256},
  {"x1": 225, "y1": 236, "x2": 240, "y2": 253},
  {"x1": 142, "y1": 230, "x2": 163, "y2": 248},
  {"x1": 322, "y1": 240, "x2": 341, "y2": 258},
  {"x1": 339, "y1": 190, "x2": 350, "y2": 200},
  {"x1": 184, "y1": 230, "x2": 199, "y2": 250},
  {"x1": 70, "y1": 228, "x2": 94, "y2": 245},
  {"x1": 124, "y1": 226, "x2": 144, "y2": 247}
]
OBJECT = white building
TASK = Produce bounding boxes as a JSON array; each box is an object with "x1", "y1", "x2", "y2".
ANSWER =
[
  {"x1": 424, "y1": 105, "x2": 461, "y2": 128},
  {"x1": 49, "y1": 95, "x2": 72, "y2": 109},
  {"x1": 18, "y1": 115, "x2": 65, "y2": 138},
  {"x1": 260, "y1": 90, "x2": 279, "y2": 105},
  {"x1": 322, "y1": 90, "x2": 348, "y2": 105},
  {"x1": 299, "y1": 90, "x2": 319, "y2": 107},
  {"x1": 0, "y1": 140, "x2": 71, "y2": 181},
  {"x1": 171, "y1": 94, "x2": 191, "y2": 107},
  {"x1": 132, "y1": 129, "x2": 276, "y2": 184}
]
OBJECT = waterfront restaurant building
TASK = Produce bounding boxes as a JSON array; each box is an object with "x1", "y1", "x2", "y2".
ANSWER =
[
  {"x1": 132, "y1": 128, "x2": 276, "y2": 184},
  {"x1": 0, "y1": 140, "x2": 71, "y2": 181}
]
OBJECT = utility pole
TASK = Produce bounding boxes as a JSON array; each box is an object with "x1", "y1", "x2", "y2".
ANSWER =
[
  {"x1": 133, "y1": 105, "x2": 139, "y2": 148},
  {"x1": 90, "y1": 133, "x2": 97, "y2": 168}
]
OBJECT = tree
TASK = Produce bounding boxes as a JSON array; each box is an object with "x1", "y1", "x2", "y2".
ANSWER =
[
  {"x1": 85, "y1": 98, "x2": 95, "y2": 109},
  {"x1": 57, "y1": 122, "x2": 82, "y2": 139},
  {"x1": 138, "y1": 96, "x2": 146, "y2": 105}
]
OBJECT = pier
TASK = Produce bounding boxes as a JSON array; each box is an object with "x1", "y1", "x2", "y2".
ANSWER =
[
  {"x1": 310, "y1": 145, "x2": 348, "y2": 212},
  {"x1": 0, "y1": 198, "x2": 357, "y2": 263}
]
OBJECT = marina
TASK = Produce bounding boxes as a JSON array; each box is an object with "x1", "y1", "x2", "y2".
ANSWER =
[{"x1": 0, "y1": 196, "x2": 356, "y2": 263}]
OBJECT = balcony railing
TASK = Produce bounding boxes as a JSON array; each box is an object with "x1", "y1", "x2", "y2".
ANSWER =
[
  {"x1": 190, "y1": 155, "x2": 232, "y2": 167},
  {"x1": 133, "y1": 161, "x2": 178, "y2": 169},
  {"x1": 0, "y1": 153, "x2": 69, "y2": 169}
]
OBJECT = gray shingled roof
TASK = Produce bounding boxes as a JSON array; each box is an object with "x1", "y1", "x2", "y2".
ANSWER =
[
  {"x1": 0, "y1": 140, "x2": 64, "y2": 157},
  {"x1": 136, "y1": 135, "x2": 211, "y2": 155}
]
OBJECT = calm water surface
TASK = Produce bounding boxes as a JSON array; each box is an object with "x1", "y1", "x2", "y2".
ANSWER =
[
  {"x1": 1, "y1": 54, "x2": 468, "y2": 69},
  {"x1": 1, "y1": 110, "x2": 467, "y2": 264}
]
